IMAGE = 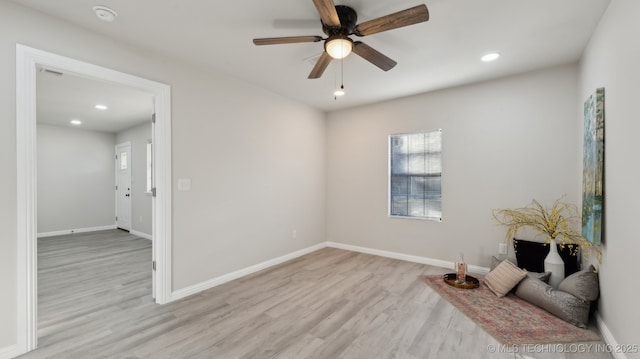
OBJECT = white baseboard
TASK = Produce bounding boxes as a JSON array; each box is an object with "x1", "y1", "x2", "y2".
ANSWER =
[
  {"x1": 0, "y1": 344, "x2": 23, "y2": 359},
  {"x1": 170, "y1": 241, "x2": 490, "y2": 303},
  {"x1": 130, "y1": 229, "x2": 152, "y2": 240},
  {"x1": 326, "y1": 242, "x2": 490, "y2": 275},
  {"x1": 170, "y1": 242, "x2": 327, "y2": 302},
  {"x1": 596, "y1": 312, "x2": 628, "y2": 359},
  {"x1": 37, "y1": 224, "x2": 117, "y2": 238}
]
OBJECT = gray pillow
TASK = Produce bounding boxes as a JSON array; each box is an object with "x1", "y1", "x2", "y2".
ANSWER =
[
  {"x1": 558, "y1": 265, "x2": 599, "y2": 302},
  {"x1": 515, "y1": 276, "x2": 591, "y2": 328},
  {"x1": 491, "y1": 256, "x2": 551, "y2": 283}
]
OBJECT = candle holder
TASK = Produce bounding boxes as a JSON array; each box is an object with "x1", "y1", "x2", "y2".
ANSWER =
[{"x1": 455, "y1": 254, "x2": 467, "y2": 283}]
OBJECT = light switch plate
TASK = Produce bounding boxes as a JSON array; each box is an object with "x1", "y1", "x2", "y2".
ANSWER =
[
  {"x1": 177, "y1": 178, "x2": 191, "y2": 192},
  {"x1": 498, "y1": 243, "x2": 508, "y2": 255}
]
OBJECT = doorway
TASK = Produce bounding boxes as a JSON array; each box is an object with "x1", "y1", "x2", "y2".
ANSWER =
[
  {"x1": 116, "y1": 142, "x2": 132, "y2": 231},
  {"x1": 16, "y1": 44, "x2": 173, "y2": 353}
]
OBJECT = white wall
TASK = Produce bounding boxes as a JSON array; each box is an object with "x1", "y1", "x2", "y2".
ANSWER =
[
  {"x1": 37, "y1": 124, "x2": 116, "y2": 234},
  {"x1": 0, "y1": 1, "x2": 325, "y2": 352},
  {"x1": 579, "y1": 0, "x2": 640, "y2": 356},
  {"x1": 116, "y1": 122, "x2": 152, "y2": 237},
  {"x1": 326, "y1": 64, "x2": 580, "y2": 268}
]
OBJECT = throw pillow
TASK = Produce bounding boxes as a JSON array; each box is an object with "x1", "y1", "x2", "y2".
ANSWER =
[
  {"x1": 513, "y1": 238, "x2": 548, "y2": 272},
  {"x1": 513, "y1": 238, "x2": 580, "y2": 276},
  {"x1": 484, "y1": 259, "x2": 527, "y2": 297},
  {"x1": 515, "y1": 276, "x2": 591, "y2": 328},
  {"x1": 558, "y1": 265, "x2": 599, "y2": 302},
  {"x1": 490, "y1": 256, "x2": 515, "y2": 270},
  {"x1": 490, "y1": 256, "x2": 551, "y2": 283}
]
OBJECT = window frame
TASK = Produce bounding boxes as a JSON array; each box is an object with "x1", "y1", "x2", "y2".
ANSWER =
[{"x1": 388, "y1": 129, "x2": 443, "y2": 222}]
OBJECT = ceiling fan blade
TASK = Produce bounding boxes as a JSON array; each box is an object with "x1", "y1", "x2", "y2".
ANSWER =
[
  {"x1": 312, "y1": 0, "x2": 341, "y2": 27},
  {"x1": 253, "y1": 36, "x2": 323, "y2": 46},
  {"x1": 308, "y1": 51, "x2": 333, "y2": 79},
  {"x1": 352, "y1": 41, "x2": 397, "y2": 71},
  {"x1": 353, "y1": 4, "x2": 429, "y2": 36}
]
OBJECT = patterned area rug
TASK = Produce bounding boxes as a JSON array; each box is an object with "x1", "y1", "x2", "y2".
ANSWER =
[{"x1": 421, "y1": 275, "x2": 601, "y2": 345}]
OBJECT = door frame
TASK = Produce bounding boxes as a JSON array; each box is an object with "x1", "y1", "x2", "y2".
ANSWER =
[
  {"x1": 16, "y1": 44, "x2": 173, "y2": 353},
  {"x1": 115, "y1": 141, "x2": 133, "y2": 231}
]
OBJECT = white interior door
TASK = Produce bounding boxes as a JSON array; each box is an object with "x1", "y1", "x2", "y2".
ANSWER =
[{"x1": 116, "y1": 142, "x2": 132, "y2": 231}]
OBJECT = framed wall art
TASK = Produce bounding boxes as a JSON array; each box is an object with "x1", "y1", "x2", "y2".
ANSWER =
[{"x1": 581, "y1": 87, "x2": 604, "y2": 245}]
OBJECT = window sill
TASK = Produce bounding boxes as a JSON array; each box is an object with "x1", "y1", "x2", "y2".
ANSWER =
[{"x1": 389, "y1": 214, "x2": 442, "y2": 222}]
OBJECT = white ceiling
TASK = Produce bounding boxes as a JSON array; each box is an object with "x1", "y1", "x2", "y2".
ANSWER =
[
  {"x1": 16, "y1": 0, "x2": 611, "y2": 112},
  {"x1": 37, "y1": 67, "x2": 154, "y2": 133}
]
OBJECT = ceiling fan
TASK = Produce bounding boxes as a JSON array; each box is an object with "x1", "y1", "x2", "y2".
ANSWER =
[{"x1": 253, "y1": 0, "x2": 429, "y2": 79}]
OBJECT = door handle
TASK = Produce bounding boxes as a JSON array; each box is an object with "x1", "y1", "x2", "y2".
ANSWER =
[{"x1": 125, "y1": 194, "x2": 130, "y2": 197}]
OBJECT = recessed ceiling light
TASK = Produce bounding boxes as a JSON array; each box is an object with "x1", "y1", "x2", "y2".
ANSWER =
[
  {"x1": 70, "y1": 119, "x2": 82, "y2": 126},
  {"x1": 93, "y1": 6, "x2": 118, "y2": 22},
  {"x1": 95, "y1": 104, "x2": 108, "y2": 110},
  {"x1": 481, "y1": 52, "x2": 501, "y2": 62}
]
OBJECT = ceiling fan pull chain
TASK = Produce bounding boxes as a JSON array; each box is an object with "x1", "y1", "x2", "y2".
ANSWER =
[
  {"x1": 334, "y1": 57, "x2": 345, "y2": 99},
  {"x1": 341, "y1": 56, "x2": 345, "y2": 94}
]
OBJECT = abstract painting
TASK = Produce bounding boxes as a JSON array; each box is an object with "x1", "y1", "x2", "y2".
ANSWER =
[{"x1": 582, "y1": 88, "x2": 604, "y2": 245}]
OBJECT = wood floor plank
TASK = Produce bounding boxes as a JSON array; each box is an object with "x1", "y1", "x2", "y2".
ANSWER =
[{"x1": 16, "y1": 230, "x2": 612, "y2": 359}]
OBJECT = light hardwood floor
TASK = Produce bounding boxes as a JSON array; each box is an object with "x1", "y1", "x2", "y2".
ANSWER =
[{"x1": 18, "y1": 230, "x2": 612, "y2": 359}]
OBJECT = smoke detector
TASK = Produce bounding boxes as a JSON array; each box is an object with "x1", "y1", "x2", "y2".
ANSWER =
[{"x1": 93, "y1": 6, "x2": 117, "y2": 22}]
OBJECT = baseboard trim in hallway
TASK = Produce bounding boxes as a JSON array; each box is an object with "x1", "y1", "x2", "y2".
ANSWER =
[
  {"x1": 130, "y1": 229, "x2": 152, "y2": 240},
  {"x1": 37, "y1": 224, "x2": 117, "y2": 238}
]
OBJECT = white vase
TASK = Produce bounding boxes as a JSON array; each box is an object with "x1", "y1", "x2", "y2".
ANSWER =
[{"x1": 544, "y1": 239, "x2": 565, "y2": 288}]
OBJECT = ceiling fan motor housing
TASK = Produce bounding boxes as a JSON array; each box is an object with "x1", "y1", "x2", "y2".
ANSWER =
[{"x1": 322, "y1": 5, "x2": 358, "y2": 36}]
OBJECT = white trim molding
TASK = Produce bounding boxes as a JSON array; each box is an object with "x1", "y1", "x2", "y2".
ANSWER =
[
  {"x1": 15, "y1": 44, "x2": 172, "y2": 356},
  {"x1": 596, "y1": 312, "x2": 628, "y2": 359},
  {"x1": 37, "y1": 225, "x2": 118, "y2": 238},
  {"x1": 171, "y1": 241, "x2": 491, "y2": 304},
  {"x1": 326, "y1": 242, "x2": 490, "y2": 275},
  {"x1": 170, "y1": 243, "x2": 327, "y2": 302},
  {"x1": 16, "y1": 42, "x2": 39, "y2": 356},
  {"x1": 130, "y1": 229, "x2": 153, "y2": 240}
]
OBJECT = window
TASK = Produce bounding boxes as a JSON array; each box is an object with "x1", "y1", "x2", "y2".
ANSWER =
[
  {"x1": 119, "y1": 152, "x2": 128, "y2": 170},
  {"x1": 146, "y1": 140, "x2": 153, "y2": 194},
  {"x1": 389, "y1": 130, "x2": 442, "y2": 220}
]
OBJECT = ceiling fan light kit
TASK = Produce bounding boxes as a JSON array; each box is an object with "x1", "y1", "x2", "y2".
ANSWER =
[
  {"x1": 253, "y1": 0, "x2": 429, "y2": 79},
  {"x1": 325, "y1": 36, "x2": 353, "y2": 59}
]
